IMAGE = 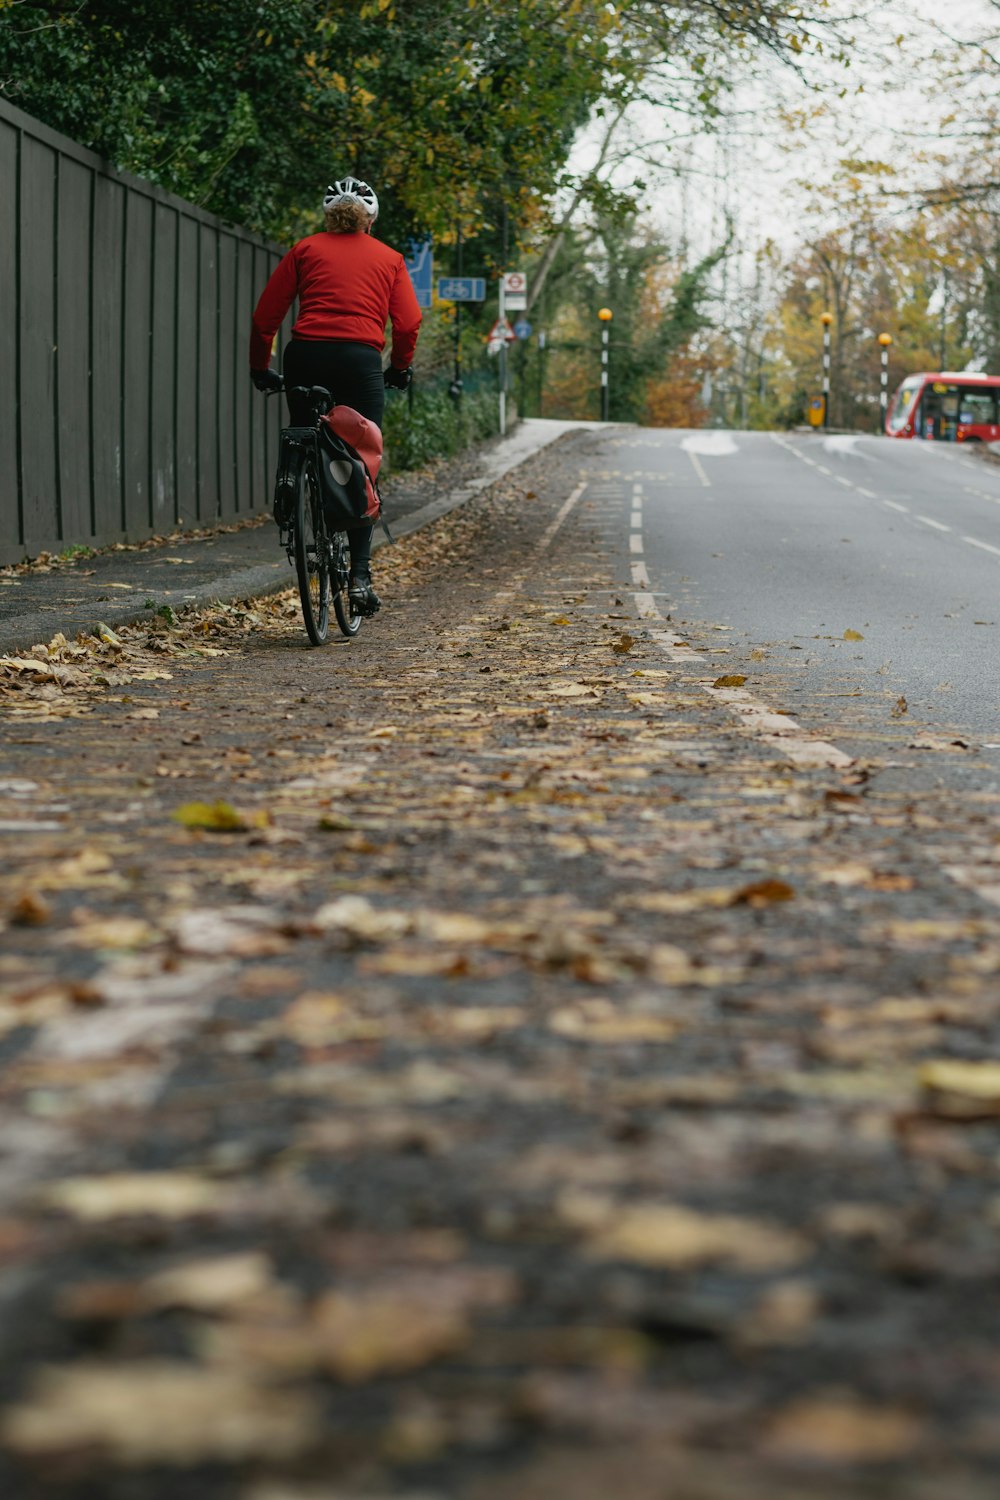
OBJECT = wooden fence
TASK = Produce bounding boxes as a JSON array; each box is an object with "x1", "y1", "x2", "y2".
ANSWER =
[{"x1": 0, "y1": 97, "x2": 287, "y2": 565}]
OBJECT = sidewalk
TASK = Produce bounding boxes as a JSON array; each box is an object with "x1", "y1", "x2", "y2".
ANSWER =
[{"x1": 0, "y1": 419, "x2": 599, "y2": 656}]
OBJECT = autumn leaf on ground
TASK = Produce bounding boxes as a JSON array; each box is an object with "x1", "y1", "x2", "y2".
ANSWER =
[
  {"x1": 560, "y1": 1192, "x2": 810, "y2": 1271},
  {"x1": 38, "y1": 1172, "x2": 222, "y2": 1221},
  {"x1": 611, "y1": 633, "x2": 635, "y2": 654},
  {"x1": 1, "y1": 1363, "x2": 318, "y2": 1462},
  {"x1": 892, "y1": 695, "x2": 908, "y2": 717},
  {"x1": 732, "y1": 877, "x2": 795, "y2": 906},
  {"x1": 843, "y1": 628, "x2": 865, "y2": 641},
  {"x1": 172, "y1": 801, "x2": 267, "y2": 831},
  {"x1": 762, "y1": 1394, "x2": 921, "y2": 1462},
  {"x1": 712, "y1": 674, "x2": 746, "y2": 688}
]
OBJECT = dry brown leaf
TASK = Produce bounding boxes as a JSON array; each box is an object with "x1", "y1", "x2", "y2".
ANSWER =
[
  {"x1": 549, "y1": 1002, "x2": 678, "y2": 1043},
  {"x1": 732, "y1": 878, "x2": 795, "y2": 906},
  {"x1": 843, "y1": 628, "x2": 865, "y2": 641},
  {"x1": 712, "y1": 674, "x2": 747, "y2": 688},
  {"x1": 561, "y1": 1193, "x2": 810, "y2": 1271},
  {"x1": 634, "y1": 888, "x2": 735, "y2": 914},
  {"x1": 762, "y1": 1394, "x2": 921, "y2": 1462},
  {"x1": 140, "y1": 1253, "x2": 276, "y2": 1312},
  {"x1": 314, "y1": 1290, "x2": 468, "y2": 1381},
  {"x1": 1, "y1": 1362, "x2": 318, "y2": 1463},
  {"x1": 918, "y1": 1060, "x2": 1000, "y2": 1102},
  {"x1": 40, "y1": 1172, "x2": 221, "y2": 1221},
  {"x1": 62, "y1": 916, "x2": 159, "y2": 950}
]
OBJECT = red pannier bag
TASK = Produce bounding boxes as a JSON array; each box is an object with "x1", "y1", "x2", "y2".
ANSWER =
[{"x1": 316, "y1": 404, "x2": 383, "y2": 529}]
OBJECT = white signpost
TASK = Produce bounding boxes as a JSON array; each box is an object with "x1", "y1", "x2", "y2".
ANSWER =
[
  {"x1": 502, "y1": 270, "x2": 528, "y2": 311},
  {"x1": 497, "y1": 272, "x2": 528, "y2": 434}
]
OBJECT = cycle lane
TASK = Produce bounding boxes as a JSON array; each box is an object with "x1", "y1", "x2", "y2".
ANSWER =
[{"x1": 1, "y1": 428, "x2": 1000, "y2": 1498}]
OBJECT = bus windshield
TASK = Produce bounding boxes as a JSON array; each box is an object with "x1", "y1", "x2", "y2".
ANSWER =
[{"x1": 888, "y1": 376, "x2": 922, "y2": 433}]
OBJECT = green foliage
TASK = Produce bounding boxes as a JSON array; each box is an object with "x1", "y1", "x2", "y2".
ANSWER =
[
  {"x1": 382, "y1": 379, "x2": 499, "y2": 475},
  {"x1": 1, "y1": 0, "x2": 850, "y2": 248}
]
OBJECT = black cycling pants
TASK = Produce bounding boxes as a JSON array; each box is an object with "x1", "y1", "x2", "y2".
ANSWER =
[{"x1": 282, "y1": 339, "x2": 384, "y2": 575}]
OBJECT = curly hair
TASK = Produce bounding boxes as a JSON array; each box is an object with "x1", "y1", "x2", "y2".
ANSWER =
[{"x1": 324, "y1": 199, "x2": 372, "y2": 234}]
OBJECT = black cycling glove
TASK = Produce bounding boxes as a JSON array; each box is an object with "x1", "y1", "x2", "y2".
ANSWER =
[
  {"x1": 383, "y1": 365, "x2": 412, "y2": 390},
  {"x1": 251, "y1": 368, "x2": 283, "y2": 393}
]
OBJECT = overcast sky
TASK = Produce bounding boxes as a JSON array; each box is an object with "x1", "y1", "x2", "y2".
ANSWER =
[{"x1": 571, "y1": 0, "x2": 997, "y2": 267}]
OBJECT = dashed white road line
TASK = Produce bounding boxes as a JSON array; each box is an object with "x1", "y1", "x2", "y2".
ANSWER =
[
  {"x1": 916, "y1": 515, "x2": 951, "y2": 532},
  {"x1": 632, "y1": 572, "x2": 854, "y2": 771},
  {"x1": 538, "y1": 481, "x2": 587, "y2": 553},
  {"x1": 962, "y1": 535, "x2": 1000, "y2": 558},
  {"x1": 687, "y1": 450, "x2": 711, "y2": 488},
  {"x1": 883, "y1": 499, "x2": 908, "y2": 514},
  {"x1": 965, "y1": 484, "x2": 1000, "y2": 506},
  {"x1": 629, "y1": 533, "x2": 644, "y2": 555},
  {"x1": 631, "y1": 560, "x2": 650, "y2": 588}
]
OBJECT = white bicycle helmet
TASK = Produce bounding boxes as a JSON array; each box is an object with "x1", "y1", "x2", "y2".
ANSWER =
[{"x1": 323, "y1": 177, "x2": 379, "y2": 222}]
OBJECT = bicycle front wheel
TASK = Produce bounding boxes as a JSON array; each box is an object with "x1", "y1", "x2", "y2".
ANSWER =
[
  {"x1": 332, "y1": 532, "x2": 363, "y2": 638},
  {"x1": 294, "y1": 460, "x2": 330, "y2": 646}
]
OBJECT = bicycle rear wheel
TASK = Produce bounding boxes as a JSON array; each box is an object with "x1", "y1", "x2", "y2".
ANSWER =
[
  {"x1": 294, "y1": 458, "x2": 330, "y2": 646},
  {"x1": 332, "y1": 532, "x2": 363, "y2": 638}
]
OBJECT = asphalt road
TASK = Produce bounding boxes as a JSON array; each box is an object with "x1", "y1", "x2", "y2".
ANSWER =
[{"x1": 620, "y1": 430, "x2": 1000, "y2": 758}]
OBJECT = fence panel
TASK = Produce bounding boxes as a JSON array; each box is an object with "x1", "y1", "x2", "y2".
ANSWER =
[
  {"x1": 19, "y1": 133, "x2": 59, "y2": 556},
  {"x1": 90, "y1": 173, "x2": 126, "y2": 542},
  {"x1": 0, "y1": 116, "x2": 19, "y2": 539},
  {"x1": 0, "y1": 98, "x2": 284, "y2": 566},
  {"x1": 55, "y1": 156, "x2": 94, "y2": 544}
]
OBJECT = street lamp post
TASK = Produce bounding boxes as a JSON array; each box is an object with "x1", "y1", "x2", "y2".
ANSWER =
[
  {"x1": 821, "y1": 311, "x2": 833, "y2": 430},
  {"x1": 598, "y1": 307, "x2": 613, "y2": 421},
  {"x1": 877, "y1": 333, "x2": 893, "y2": 433}
]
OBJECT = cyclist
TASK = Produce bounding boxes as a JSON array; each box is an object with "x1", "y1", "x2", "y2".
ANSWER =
[{"x1": 249, "y1": 177, "x2": 421, "y2": 616}]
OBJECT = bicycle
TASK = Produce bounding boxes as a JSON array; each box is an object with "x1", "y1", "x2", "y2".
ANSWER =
[{"x1": 261, "y1": 377, "x2": 363, "y2": 647}]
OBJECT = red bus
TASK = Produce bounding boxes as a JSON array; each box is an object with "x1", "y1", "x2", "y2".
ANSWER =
[{"x1": 885, "y1": 372, "x2": 1000, "y2": 442}]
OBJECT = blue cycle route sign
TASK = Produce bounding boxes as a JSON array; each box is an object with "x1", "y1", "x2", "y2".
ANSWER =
[
  {"x1": 405, "y1": 239, "x2": 433, "y2": 309},
  {"x1": 436, "y1": 277, "x2": 486, "y2": 303},
  {"x1": 513, "y1": 319, "x2": 533, "y2": 341}
]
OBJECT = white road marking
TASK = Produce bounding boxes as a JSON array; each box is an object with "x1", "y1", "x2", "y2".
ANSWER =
[
  {"x1": 857, "y1": 487, "x2": 878, "y2": 499},
  {"x1": 629, "y1": 533, "x2": 644, "y2": 555},
  {"x1": 687, "y1": 450, "x2": 711, "y2": 488},
  {"x1": 538, "y1": 482, "x2": 587, "y2": 553},
  {"x1": 631, "y1": 561, "x2": 650, "y2": 588},
  {"x1": 964, "y1": 485, "x2": 1000, "y2": 505},
  {"x1": 632, "y1": 589, "x2": 854, "y2": 772},
  {"x1": 833, "y1": 474, "x2": 853, "y2": 487},
  {"x1": 883, "y1": 500, "x2": 909, "y2": 513},
  {"x1": 816, "y1": 465, "x2": 833, "y2": 476},
  {"x1": 962, "y1": 535, "x2": 1000, "y2": 558},
  {"x1": 915, "y1": 515, "x2": 951, "y2": 532}
]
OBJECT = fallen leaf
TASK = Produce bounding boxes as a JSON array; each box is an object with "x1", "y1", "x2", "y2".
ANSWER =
[
  {"x1": 918, "y1": 1060, "x2": 1000, "y2": 1106},
  {"x1": 9, "y1": 890, "x2": 52, "y2": 925},
  {"x1": 712, "y1": 674, "x2": 746, "y2": 688},
  {"x1": 732, "y1": 878, "x2": 795, "y2": 906},
  {"x1": 40, "y1": 1172, "x2": 221, "y2": 1221},
  {"x1": 1, "y1": 1362, "x2": 317, "y2": 1463},
  {"x1": 561, "y1": 1193, "x2": 810, "y2": 1271},
  {"x1": 140, "y1": 1253, "x2": 275, "y2": 1312},
  {"x1": 314, "y1": 1289, "x2": 468, "y2": 1381},
  {"x1": 172, "y1": 801, "x2": 262, "y2": 831},
  {"x1": 843, "y1": 628, "x2": 865, "y2": 641},
  {"x1": 762, "y1": 1394, "x2": 921, "y2": 1461},
  {"x1": 549, "y1": 1002, "x2": 678, "y2": 1043}
]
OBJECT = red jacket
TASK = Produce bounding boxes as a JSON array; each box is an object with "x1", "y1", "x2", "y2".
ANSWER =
[{"x1": 250, "y1": 231, "x2": 421, "y2": 371}]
